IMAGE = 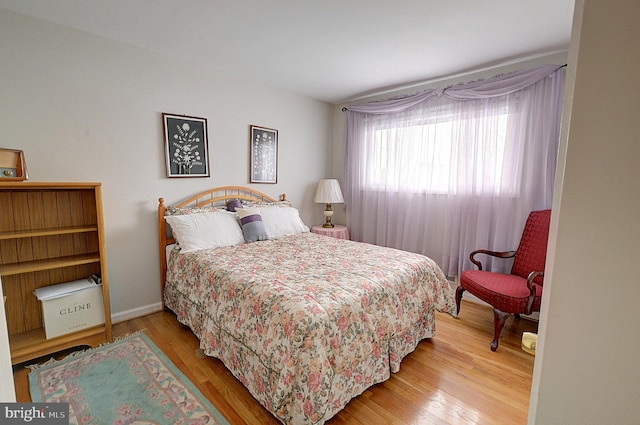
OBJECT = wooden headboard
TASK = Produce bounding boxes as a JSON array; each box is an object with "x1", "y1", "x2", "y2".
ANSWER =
[{"x1": 158, "y1": 186, "x2": 285, "y2": 306}]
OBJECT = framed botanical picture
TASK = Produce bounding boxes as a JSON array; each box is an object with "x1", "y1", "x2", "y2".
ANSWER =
[
  {"x1": 249, "y1": 125, "x2": 278, "y2": 184},
  {"x1": 163, "y1": 113, "x2": 210, "y2": 178}
]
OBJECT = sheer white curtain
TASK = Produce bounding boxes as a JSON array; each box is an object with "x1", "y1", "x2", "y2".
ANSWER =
[{"x1": 344, "y1": 65, "x2": 566, "y2": 277}]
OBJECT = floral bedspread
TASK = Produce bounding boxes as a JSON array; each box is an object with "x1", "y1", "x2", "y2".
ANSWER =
[{"x1": 164, "y1": 232, "x2": 456, "y2": 425}]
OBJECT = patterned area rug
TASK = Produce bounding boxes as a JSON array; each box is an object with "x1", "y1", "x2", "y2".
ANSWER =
[{"x1": 29, "y1": 332, "x2": 230, "y2": 425}]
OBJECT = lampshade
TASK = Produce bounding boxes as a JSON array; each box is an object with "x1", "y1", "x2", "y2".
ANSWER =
[{"x1": 314, "y1": 179, "x2": 344, "y2": 204}]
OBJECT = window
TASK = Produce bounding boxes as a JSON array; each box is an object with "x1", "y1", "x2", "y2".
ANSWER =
[
  {"x1": 369, "y1": 103, "x2": 515, "y2": 196},
  {"x1": 344, "y1": 65, "x2": 565, "y2": 276}
]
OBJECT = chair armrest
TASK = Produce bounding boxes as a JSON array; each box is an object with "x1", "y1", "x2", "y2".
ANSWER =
[
  {"x1": 524, "y1": 271, "x2": 544, "y2": 314},
  {"x1": 469, "y1": 249, "x2": 517, "y2": 270}
]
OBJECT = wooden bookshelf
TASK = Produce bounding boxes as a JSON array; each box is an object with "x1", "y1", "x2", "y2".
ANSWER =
[{"x1": 0, "y1": 182, "x2": 112, "y2": 364}]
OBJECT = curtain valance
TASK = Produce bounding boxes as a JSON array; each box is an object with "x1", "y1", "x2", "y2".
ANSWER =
[{"x1": 345, "y1": 64, "x2": 565, "y2": 114}]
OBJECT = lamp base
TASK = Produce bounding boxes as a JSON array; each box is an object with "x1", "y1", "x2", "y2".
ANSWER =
[{"x1": 323, "y1": 203, "x2": 334, "y2": 228}]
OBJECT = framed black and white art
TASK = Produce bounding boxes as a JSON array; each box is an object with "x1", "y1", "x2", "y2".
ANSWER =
[
  {"x1": 249, "y1": 125, "x2": 278, "y2": 184},
  {"x1": 163, "y1": 113, "x2": 210, "y2": 178}
]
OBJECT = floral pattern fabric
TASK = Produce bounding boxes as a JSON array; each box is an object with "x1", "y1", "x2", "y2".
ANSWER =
[{"x1": 164, "y1": 232, "x2": 456, "y2": 425}]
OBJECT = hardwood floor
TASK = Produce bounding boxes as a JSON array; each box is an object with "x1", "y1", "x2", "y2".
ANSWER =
[{"x1": 13, "y1": 300, "x2": 537, "y2": 424}]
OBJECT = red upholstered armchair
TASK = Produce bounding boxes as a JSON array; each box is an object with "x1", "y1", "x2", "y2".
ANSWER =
[{"x1": 456, "y1": 209, "x2": 551, "y2": 351}]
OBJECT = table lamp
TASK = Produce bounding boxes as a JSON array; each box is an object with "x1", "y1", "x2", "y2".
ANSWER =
[{"x1": 314, "y1": 179, "x2": 344, "y2": 228}]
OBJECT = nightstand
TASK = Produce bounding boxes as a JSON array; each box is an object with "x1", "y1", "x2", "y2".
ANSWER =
[{"x1": 311, "y1": 225, "x2": 350, "y2": 240}]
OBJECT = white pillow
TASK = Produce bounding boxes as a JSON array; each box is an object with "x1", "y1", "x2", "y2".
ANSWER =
[
  {"x1": 259, "y1": 206, "x2": 309, "y2": 238},
  {"x1": 165, "y1": 211, "x2": 244, "y2": 252}
]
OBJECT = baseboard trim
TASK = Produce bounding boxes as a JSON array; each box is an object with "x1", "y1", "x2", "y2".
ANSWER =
[{"x1": 111, "y1": 302, "x2": 163, "y2": 324}]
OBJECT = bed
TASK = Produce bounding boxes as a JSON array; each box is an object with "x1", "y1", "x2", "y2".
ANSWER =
[{"x1": 158, "y1": 186, "x2": 457, "y2": 425}]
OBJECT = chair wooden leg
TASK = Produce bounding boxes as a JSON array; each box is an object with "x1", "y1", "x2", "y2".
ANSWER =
[
  {"x1": 455, "y1": 286, "x2": 465, "y2": 315},
  {"x1": 491, "y1": 308, "x2": 511, "y2": 352}
]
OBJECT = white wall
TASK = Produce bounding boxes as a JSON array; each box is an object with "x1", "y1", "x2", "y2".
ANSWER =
[
  {"x1": 0, "y1": 9, "x2": 333, "y2": 320},
  {"x1": 530, "y1": 0, "x2": 640, "y2": 423}
]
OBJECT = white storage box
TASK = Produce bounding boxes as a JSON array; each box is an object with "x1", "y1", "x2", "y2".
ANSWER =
[{"x1": 34, "y1": 278, "x2": 105, "y2": 339}]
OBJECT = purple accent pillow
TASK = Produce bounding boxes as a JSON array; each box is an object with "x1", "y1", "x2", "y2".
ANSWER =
[
  {"x1": 236, "y1": 208, "x2": 269, "y2": 243},
  {"x1": 226, "y1": 199, "x2": 243, "y2": 212}
]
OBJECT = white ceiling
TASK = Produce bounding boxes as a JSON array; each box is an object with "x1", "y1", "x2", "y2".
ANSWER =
[{"x1": 0, "y1": 1, "x2": 574, "y2": 104}]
